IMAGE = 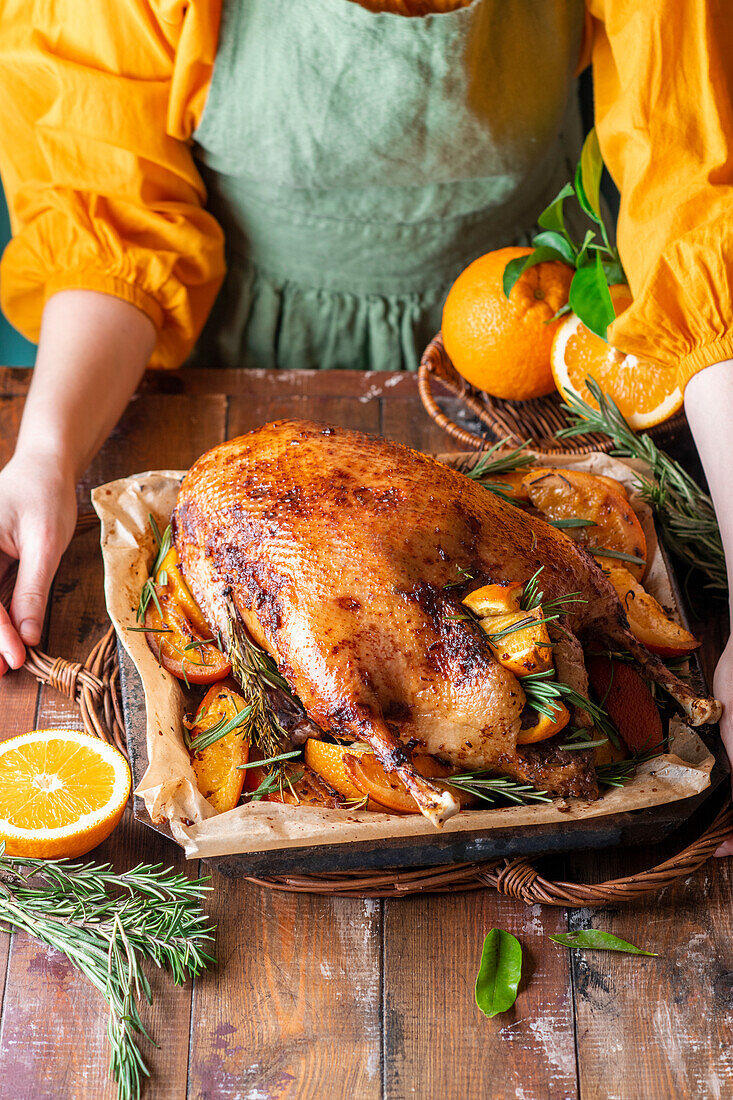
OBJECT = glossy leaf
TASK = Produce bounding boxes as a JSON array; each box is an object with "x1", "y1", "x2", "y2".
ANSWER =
[
  {"x1": 575, "y1": 129, "x2": 604, "y2": 223},
  {"x1": 531, "y1": 231, "x2": 577, "y2": 264},
  {"x1": 502, "y1": 246, "x2": 572, "y2": 299},
  {"x1": 475, "y1": 929, "x2": 523, "y2": 1017},
  {"x1": 602, "y1": 259, "x2": 626, "y2": 286},
  {"x1": 550, "y1": 930, "x2": 658, "y2": 955},
  {"x1": 537, "y1": 182, "x2": 575, "y2": 234},
  {"x1": 568, "y1": 255, "x2": 615, "y2": 340},
  {"x1": 576, "y1": 229, "x2": 596, "y2": 268}
]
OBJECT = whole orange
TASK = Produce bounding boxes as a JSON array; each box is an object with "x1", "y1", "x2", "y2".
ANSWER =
[{"x1": 442, "y1": 246, "x2": 574, "y2": 400}]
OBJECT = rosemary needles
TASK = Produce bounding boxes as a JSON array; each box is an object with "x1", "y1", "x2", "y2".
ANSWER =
[
  {"x1": 0, "y1": 850, "x2": 215, "y2": 1100},
  {"x1": 558, "y1": 378, "x2": 726, "y2": 592}
]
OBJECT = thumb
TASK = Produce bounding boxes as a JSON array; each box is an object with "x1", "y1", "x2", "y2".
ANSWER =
[{"x1": 9, "y1": 530, "x2": 62, "y2": 647}]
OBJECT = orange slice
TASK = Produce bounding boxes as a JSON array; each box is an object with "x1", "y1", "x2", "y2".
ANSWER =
[
  {"x1": 516, "y1": 702, "x2": 570, "y2": 745},
  {"x1": 551, "y1": 286, "x2": 683, "y2": 430},
  {"x1": 462, "y1": 582, "x2": 523, "y2": 617},
  {"x1": 188, "y1": 685, "x2": 249, "y2": 814},
  {"x1": 0, "y1": 729, "x2": 131, "y2": 858},
  {"x1": 604, "y1": 565, "x2": 700, "y2": 657},
  {"x1": 478, "y1": 607, "x2": 553, "y2": 677},
  {"x1": 342, "y1": 753, "x2": 476, "y2": 813}
]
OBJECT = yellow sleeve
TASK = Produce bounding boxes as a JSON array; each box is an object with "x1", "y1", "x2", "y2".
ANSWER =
[
  {"x1": 590, "y1": 0, "x2": 733, "y2": 387},
  {"x1": 0, "y1": 0, "x2": 224, "y2": 370}
]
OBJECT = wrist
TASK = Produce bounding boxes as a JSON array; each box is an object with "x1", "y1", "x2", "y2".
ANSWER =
[{"x1": 8, "y1": 440, "x2": 77, "y2": 488}]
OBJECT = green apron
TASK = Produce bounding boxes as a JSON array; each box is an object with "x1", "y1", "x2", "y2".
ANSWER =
[{"x1": 191, "y1": 0, "x2": 585, "y2": 372}]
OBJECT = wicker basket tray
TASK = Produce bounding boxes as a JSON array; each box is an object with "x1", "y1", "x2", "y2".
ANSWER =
[
  {"x1": 418, "y1": 332, "x2": 688, "y2": 453},
  {"x1": 2, "y1": 513, "x2": 730, "y2": 904}
]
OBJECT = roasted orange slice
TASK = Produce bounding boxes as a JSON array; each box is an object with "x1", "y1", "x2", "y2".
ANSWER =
[
  {"x1": 516, "y1": 701, "x2": 570, "y2": 745},
  {"x1": 604, "y1": 566, "x2": 699, "y2": 657},
  {"x1": 462, "y1": 581, "x2": 523, "y2": 617},
  {"x1": 522, "y1": 467, "x2": 647, "y2": 580},
  {"x1": 188, "y1": 685, "x2": 249, "y2": 814},
  {"x1": 479, "y1": 607, "x2": 553, "y2": 677},
  {"x1": 342, "y1": 753, "x2": 474, "y2": 814},
  {"x1": 156, "y1": 545, "x2": 211, "y2": 637}
]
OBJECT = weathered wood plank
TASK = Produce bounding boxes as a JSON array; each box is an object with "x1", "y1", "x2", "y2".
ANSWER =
[
  {"x1": 187, "y1": 883, "x2": 382, "y2": 1100},
  {"x1": 78, "y1": 393, "x2": 227, "y2": 506},
  {"x1": 228, "y1": 392, "x2": 381, "y2": 436},
  {"x1": 0, "y1": 528, "x2": 195, "y2": 1100},
  {"x1": 379, "y1": 394, "x2": 472, "y2": 452},
  {"x1": 0, "y1": 391, "x2": 227, "y2": 1099},
  {"x1": 384, "y1": 892, "x2": 578, "y2": 1100},
  {"x1": 571, "y1": 860, "x2": 733, "y2": 1100}
]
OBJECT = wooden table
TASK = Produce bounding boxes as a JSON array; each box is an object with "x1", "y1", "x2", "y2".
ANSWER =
[{"x1": 0, "y1": 366, "x2": 731, "y2": 1100}]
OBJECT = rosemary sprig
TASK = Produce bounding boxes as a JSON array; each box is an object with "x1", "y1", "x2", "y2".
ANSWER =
[
  {"x1": 184, "y1": 704, "x2": 254, "y2": 753},
  {"x1": 443, "y1": 565, "x2": 475, "y2": 590},
  {"x1": 521, "y1": 669, "x2": 622, "y2": 748},
  {"x1": 445, "y1": 773, "x2": 552, "y2": 806},
  {"x1": 595, "y1": 747, "x2": 664, "y2": 788},
  {"x1": 462, "y1": 440, "x2": 530, "y2": 484},
  {"x1": 136, "y1": 518, "x2": 172, "y2": 623},
  {"x1": 237, "y1": 750, "x2": 302, "y2": 771},
  {"x1": 589, "y1": 547, "x2": 647, "y2": 567},
  {"x1": 547, "y1": 517, "x2": 597, "y2": 530},
  {"x1": 558, "y1": 378, "x2": 726, "y2": 592},
  {"x1": 224, "y1": 598, "x2": 299, "y2": 766},
  {"x1": 519, "y1": 565, "x2": 586, "y2": 618},
  {"x1": 0, "y1": 851, "x2": 214, "y2": 1100}
]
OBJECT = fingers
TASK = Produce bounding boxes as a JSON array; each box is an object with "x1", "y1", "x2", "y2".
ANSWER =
[
  {"x1": 9, "y1": 526, "x2": 63, "y2": 650},
  {"x1": 715, "y1": 838, "x2": 733, "y2": 858},
  {"x1": 0, "y1": 598, "x2": 25, "y2": 671}
]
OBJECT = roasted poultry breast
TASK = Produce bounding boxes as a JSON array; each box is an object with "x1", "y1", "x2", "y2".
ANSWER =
[{"x1": 173, "y1": 420, "x2": 721, "y2": 826}]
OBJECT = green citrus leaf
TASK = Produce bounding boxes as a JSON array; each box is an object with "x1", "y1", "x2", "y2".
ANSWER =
[
  {"x1": 576, "y1": 229, "x2": 596, "y2": 268},
  {"x1": 537, "y1": 182, "x2": 575, "y2": 234},
  {"x1": 503, "y1": 247, "x2": 572, "y2": 299},
  {"x1": 550, "y1": 930, "x2": 658, "y2": 955},
  {"x1": 568, "y1": 255, "x2": 615, "y2": 340},
  {"x1": 475, "y1": 929, "x2": 523, "y2": 1018},
  {"x1": 575, "y1": 128, "x2": 604, "y2": 223},
  {"x1": 531, "y1": 231, "x2": 577, "y2": 265},
  {"x1": 602, "y1": 259, "x2": 626, "y2": 286}
]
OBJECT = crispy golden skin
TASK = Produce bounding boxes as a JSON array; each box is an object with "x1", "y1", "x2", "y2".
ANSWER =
[{"x1": 173, "y1": 419, "x2": 719, "y2": 825}]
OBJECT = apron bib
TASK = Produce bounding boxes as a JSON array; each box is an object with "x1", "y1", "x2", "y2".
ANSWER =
[{"x1": 192, "y1": 0, "x2": 585, "y2": 371}]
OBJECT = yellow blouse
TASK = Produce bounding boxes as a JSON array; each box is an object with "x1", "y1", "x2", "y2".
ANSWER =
[{"x1": 0, "y1": 0, "x2": 731, "y2": 384}]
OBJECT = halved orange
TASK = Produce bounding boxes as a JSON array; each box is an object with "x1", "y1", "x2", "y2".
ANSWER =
[
  {"x1": 551, "y1": 285, "x2": 683, "y2": 430},
  {"x1": 0, "y1": 729, "x2": 131, "y2": 858}
]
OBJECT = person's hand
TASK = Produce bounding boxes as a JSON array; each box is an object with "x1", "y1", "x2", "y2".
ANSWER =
[
  {"x1": 0, "y1": 450, "x2": 77, "y2": 677},
  {"x1": 713, "y1": 634, "x2": 733, "y2": 856}
]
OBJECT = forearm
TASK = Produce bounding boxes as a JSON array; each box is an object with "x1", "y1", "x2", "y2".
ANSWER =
[
  {"x1": 14, "y1": 290, "x2": 157, "y2": 481},
  {"x1": 684, "y1": 360, "x2": 733, "y2": 610}
]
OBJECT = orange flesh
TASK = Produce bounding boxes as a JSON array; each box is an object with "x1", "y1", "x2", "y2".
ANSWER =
[
  {"x1": 189, "y1": 685, "x2": 249, "y2": 813},
  {"x1": 0, "y1": 739, "x2": 117, "y2": 830},
  {"x1": 516, "y1": 701, "x2": 570, "y2": 745},
  {"x1": 462, "y1": 581, "x2": 523, "y2": 617},
  {"x1": 604, "y1": 566, "x2": 699, "y2": 656},
  {"x1": 479, "y1": 607, "x2": 553, "y2": 677}
]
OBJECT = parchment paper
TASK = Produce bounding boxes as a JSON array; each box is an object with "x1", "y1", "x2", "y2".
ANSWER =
[{"x1": 91, "y1": 453, "x2": 715, "y2": 860}]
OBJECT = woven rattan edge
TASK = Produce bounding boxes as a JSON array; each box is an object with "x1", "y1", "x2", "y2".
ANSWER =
[{"x1": 418, "y1": 331, "x2": 688, "y2": 455}]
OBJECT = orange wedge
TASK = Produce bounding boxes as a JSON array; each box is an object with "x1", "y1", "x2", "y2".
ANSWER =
[
  {"x1": 516, "y1": 702, "x2": 570, "y2": 745},
  {"x1": 343, "y1": 752, "x2": 476, "y2": 813},
  {"x1": 462, "y1": 581, "x2": 523, "y2": 617},
  {"x1": 604, "y1": 565, "x2": 700, "y2": 657},
  {"x1": 479, "y1": 607, "x2": 553, "y2": 677},
  {"x1": 0, "y1": 729, "x2": 131, "y2": 858},
  {"x1": 551, "y1": 285, "x2": 683, "y2": 430},
  {"x1": 188, "y1": 685, "x2": 249, "y2": 814}
]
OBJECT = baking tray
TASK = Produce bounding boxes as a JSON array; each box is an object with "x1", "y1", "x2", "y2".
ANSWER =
[{"x1": 120, "y1": 530, "x2": 729, "y2": 875}]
